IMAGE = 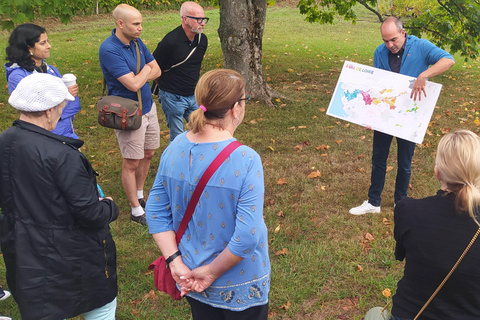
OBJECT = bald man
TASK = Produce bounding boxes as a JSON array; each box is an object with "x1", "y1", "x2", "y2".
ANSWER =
[
  {"x1": 153, "y1": 1, "x2": 208, "y2": 142},
  {"x1": 99, "y1": 4, "x2": 161, "y2": 225},
  {"x1": 350, "y1": 16, "x2": 455, "y2": 215}
]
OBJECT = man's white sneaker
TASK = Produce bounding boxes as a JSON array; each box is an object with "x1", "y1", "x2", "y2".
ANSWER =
[{"x1": 349, "y1": 200, "x2": 381, "y2": 215}]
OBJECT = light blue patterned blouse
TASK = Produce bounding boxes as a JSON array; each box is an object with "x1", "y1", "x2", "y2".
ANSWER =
[{"x1": 146, "y1": 132, "x2": 270, "y2": 311}]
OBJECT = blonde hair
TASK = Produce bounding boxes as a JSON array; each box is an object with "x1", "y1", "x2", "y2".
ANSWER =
[
  {"x1": 436, "y1": 129, "x2": 480, "y2": 224},
  {"x1": 187, "y1": 69, "x2": 245, "y2": 133}
]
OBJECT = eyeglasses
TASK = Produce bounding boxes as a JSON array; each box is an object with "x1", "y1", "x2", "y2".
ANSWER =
[
  {"x1": 238, "y1": 95, "x2": 251, "y2": 104},
  {"x1": 185, "y1": 16, "x2": 209, "y2": 24}
]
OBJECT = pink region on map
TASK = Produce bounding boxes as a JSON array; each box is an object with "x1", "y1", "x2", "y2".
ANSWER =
[{"x1": 360, "y1": 91, "x2": 373, "y2": 105}]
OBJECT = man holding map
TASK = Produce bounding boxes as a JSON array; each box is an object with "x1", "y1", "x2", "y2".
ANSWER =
[{"x1": 349, "y1": 16, "x2": 455, "y2": 215}]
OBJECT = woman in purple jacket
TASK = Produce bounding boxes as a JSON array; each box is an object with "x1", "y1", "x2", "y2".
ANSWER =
[{"x1": 5, "y1": 23, "x2": 81, "y2": 139}]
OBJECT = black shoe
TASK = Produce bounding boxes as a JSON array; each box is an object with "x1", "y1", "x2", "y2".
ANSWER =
[
  {"x1": 130, "y1": 213, "x2": 147, "y2": 226},
  {"x1": 138, "y1": 198, "x2": 146, "y2": 208}
]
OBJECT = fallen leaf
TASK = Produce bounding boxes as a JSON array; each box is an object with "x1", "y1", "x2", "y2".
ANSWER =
[
  {"x1": 321, "y1": 185, "x2": 326, "y2": 190},
  {"x1": 268, "y1": 146, "x2": 275, "y2": 151},
  {"x1": 298, "y1": 125, "x2": 307, "y2": 129},
  {"x1": 356, "y1": 168, "x2": 364, "y2": 172},
  {"x1": 382, "y1": 218, "x2": 391, "y2": 225},
  {"x1": 80, "y1": 110, "x2": 87, "y2": 115},
  {"x1": 294, "y1": 144, "x2": 303, "y2": 151},
  {"x1": 277, "y1": 211, "x2": 284, "y2": 217},
  {"x1": 275, "y1": 248, "x2": 289, "y2": 256},
  {"x1": 335, "y1": 140, "x2": 342, "y2": 145},
  {"x1": 144, "y1": 289, "x2": 157, "y2": 300},
  {"x1": 319, "y1": 108, "x2": 326, "y2": 112},
  {"x1": 274, "y1": 225, "x2": 281, "y2": 233},
  {"x1": 357, "y1": 264, "x2": 363, "y2": 272},
  {"x1": 364, "y1": 232, "x2": 375, "y2": 241},
  {"x1": 307, "y1": 171, "x2": 322, "y2": 179},
  {"x1": 276, "y1": 178, "x2": 287, "y2": 185},
  {"x1": 386, "y1": 166, "x2": 394, "y2": 172},
  {"x1": 315, "y1": 144, "x2": 330, "y2": 150},
  {"x1": 382, "y1": 288, "x2": 392, "y2": 298},
  {"x1": 280, "y1": 301, "x2": 291, "y2": 310}
]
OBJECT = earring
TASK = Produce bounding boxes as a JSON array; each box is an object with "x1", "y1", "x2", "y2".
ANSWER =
[
  {"x1": 30, "y1": 51, "x2": 33, "y2": 56},
  {"x1": 232, "y1": 116, "x2": 240, "y2": 126}
]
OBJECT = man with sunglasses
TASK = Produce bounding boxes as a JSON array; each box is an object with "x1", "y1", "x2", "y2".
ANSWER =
[{"x1": 153, "y1": 1, "x2": 208, "y2": 143}]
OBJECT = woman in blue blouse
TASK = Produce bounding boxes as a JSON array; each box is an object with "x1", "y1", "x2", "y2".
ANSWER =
[
  {"x1": 146, "y1": 69, "x2": 270, "y2": 319},
  {"x1": 5, "y1": 23, "x2": 81, "y2": 139}
]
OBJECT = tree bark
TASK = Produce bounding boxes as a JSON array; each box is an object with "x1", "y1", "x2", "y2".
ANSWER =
[{"x1": 218, "y1": 0, "x2": 279, "y2": 105}]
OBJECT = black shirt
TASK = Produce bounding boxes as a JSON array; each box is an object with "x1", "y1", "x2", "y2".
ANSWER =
[
  {"x1": 392, "y1": 190, "x2": 480, "y2": 319},
  {"x1": 388, "y1": 35, "x2": 407, "y2": 73},
  {"x1": 153, "y1": 26, "x2": 208, "y2": 96}
]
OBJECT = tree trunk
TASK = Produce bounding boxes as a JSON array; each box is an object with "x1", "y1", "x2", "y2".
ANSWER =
[{"x1": 218, "y1": 0, "x2": 279, "y2": 105}]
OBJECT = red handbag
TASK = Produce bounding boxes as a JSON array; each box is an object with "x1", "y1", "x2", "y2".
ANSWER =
[{"x1": 148, "y1": 141, "x2": 242, "y2": 300}]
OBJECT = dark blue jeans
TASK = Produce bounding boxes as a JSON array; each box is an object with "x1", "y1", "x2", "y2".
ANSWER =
[{"x1": 367, "y1": 131, "x2": 416, "y2": 207}]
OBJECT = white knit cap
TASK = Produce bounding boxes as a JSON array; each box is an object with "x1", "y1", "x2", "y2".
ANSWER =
[{"x1": 9, "y1": 73, "x2": 75, "y2": 112}]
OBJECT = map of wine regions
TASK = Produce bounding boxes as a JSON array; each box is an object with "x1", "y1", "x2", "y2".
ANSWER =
[{"x1": 327, "y1": 61, "x2": 442, "y2": 144}]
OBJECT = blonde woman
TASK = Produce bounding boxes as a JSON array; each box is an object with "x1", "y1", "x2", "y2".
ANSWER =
[{"x1": 392, "y1": 130, "x2": 480, "y2": 319}]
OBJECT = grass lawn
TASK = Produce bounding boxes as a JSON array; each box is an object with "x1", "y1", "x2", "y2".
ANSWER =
[{"x1": 0, "y1": 2, "x2": 479, "y2": 319}]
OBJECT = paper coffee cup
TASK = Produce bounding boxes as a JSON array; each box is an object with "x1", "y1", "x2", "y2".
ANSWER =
[{"x1": 62, "y1": 73, "x2": 77, "y2": 87}]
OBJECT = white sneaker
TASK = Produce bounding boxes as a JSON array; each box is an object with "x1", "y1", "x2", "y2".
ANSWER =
[
  {"x1": 0, "y1": 316, "x2": 12, "y2": 320},
  {"x1": 349, "y1": 200, "x2": 381, "y2": 215},
  {"x1": 0, "y1": 290, "x2": 10, "y2": 301}
]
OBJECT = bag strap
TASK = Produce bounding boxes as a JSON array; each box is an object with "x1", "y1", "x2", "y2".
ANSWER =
[
  {"x1": 133, "y1": 40, "x2": 142, "y2": 112},
  {"x1": 413, "y1": 227, "x2": 480, "y2": 320},
  {"x1": 175, "y1": 140, "x2": 242, "y2": 244},
  {"x1": 163, "y1": 33, "x2": 201, "y2": 73},
  {"x1": 102, "y1": 40, "x2": 143, "y2": 112}
]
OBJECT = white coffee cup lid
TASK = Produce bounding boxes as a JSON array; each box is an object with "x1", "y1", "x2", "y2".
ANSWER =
[{"x1": 62, "y1": 73, "x2": 76, "y2": 82}]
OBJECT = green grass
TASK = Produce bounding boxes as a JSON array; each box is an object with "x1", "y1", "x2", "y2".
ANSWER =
[{"x1": 1, "y1": 3, "x2": 479, "y2": 319}]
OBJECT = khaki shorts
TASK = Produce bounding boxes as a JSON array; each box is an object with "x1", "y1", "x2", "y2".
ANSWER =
[{"x1": 115, "y1": 102, "x2": 160, "y2": 159}]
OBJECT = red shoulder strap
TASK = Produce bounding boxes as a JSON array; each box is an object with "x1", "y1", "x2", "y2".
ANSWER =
[{"x1": 175, "y1": 141, "x2": 242, "y2": 244}]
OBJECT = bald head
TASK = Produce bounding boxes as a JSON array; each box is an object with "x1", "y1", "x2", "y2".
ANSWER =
[
  {"x1": 380, "y1": 16, "x2": 406, "y2": 54},
  {"x1": 381, "y1": 16, "x2": 403, "y2": 33},
  {"x1": 180, "y1": 1, "x2": 204, "y2": 17},
  {"x1": 113, "y1": 4, "x2": 141, "y2": 24},
  {"x1": 112, "y1": 3, "x2": 143, "y2": 43}
]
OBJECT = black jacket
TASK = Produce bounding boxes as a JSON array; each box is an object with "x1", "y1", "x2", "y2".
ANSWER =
[{"x1": 0, "y1": 120, "x2": 118, "y2": 320}]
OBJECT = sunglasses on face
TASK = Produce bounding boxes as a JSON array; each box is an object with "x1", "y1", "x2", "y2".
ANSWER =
[{"x1": 185, "y1": 16, "x2": 209, "y2": 24}]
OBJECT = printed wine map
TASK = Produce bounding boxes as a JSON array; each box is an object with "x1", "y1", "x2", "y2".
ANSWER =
[{"x1": 327, "y1": 61, "x2": 442, "y2": 144}]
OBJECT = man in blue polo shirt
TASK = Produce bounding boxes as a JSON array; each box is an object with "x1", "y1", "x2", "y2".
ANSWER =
[
  {"x1": 99, "y1": 3, "x2": 161, "y2": 225},
  {"x1": 153, "y1": 1, "x2": 208, "y2": 143},
  {"x1": 350, "y1": 16, "x2": 455, "y2": 215}
]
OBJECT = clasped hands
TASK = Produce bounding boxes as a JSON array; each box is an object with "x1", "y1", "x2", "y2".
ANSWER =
[{"x1": 169, "y1": 258, "x2": 216, "y2": 296}]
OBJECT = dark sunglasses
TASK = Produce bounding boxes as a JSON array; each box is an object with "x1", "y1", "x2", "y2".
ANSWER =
[{"x1": 185, "y1": 16, "x2": 209, "y2": 24}]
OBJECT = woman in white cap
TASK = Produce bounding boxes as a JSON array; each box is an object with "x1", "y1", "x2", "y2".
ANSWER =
[
  {"x1": 5, "y1": 23, "x2": 81, "y2": 138},
  {"x1": 0, "y1": 73, "x2": 119, "y2": 320}
]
